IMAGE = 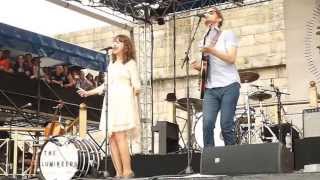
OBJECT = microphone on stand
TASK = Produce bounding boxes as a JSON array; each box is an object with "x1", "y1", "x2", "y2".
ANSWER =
[
  {"x1": 20, "y1": 103, "x2": 32, "y2": 109},
  {"x1": 250, "y1": 84, "x2": 260, "y2": 88}
]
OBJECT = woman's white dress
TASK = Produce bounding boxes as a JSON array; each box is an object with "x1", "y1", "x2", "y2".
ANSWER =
[{"x1": 98, "y1": 60, "x2": 141, "y2": 140}]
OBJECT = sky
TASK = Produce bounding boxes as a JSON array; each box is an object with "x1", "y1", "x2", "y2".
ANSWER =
[{"x1": 0, "y1": 0, "x2": 108, "y2": 36}]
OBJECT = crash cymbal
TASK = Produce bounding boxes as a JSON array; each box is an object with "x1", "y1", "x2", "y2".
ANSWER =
[
  {"x1": 239, "y1": 72, "x2": 259, "y2": 83},
  {"x1": 177, "y1": 98, "x2": 202, "y2": 112},
  {"x1": 249, "y1": 91, "x2": 272, "y2": 101}
]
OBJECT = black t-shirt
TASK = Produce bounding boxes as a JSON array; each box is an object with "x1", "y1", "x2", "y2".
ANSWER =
[{"x1": 51, "y1": 73, "x2": 68, "y2": 84}]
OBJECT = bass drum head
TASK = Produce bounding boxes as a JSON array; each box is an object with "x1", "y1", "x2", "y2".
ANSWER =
[
  {"x1": 193, "y1": 112, "x2": 225, "y2": 148},
  {"x1": 39, "y1": 136, "x2": 79, "y2": 180}
]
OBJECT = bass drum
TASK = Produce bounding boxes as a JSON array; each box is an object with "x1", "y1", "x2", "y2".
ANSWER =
[
  {"x1": 193, "y1": 112, "x2": 225, "y2": 148},
  {"x1": 39, "y1": 136, "x2": 101, "y2": 180},
  {"x1": 263, "y1": 123, "x2": 301, "y2": 143}
]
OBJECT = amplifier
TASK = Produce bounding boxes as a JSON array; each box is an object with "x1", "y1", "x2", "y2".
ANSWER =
[
  {"x1": 294, "y1": 137, "x2": 320, "y2": 170},
  {"x1": 303, "y1": 108, "x2": 320, "y2": 138},
  {"x1": 200, "y1": 143, "x2": 293, "y2": 175},
  {"x1": 151, "y1": 121, "x2": 179, "y2": 154}
]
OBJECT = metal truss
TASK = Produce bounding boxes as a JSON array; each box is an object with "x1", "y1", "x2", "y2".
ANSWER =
[
  {"x1": 64, "y1": 0, "x2": 272, "y2": 24},
  {"x1": 137, "y1": 23, "x2": 153, "y2": 153}
]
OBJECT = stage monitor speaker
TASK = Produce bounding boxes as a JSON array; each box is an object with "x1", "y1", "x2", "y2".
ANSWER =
[
  {"x1": 294, "y1": 137, "x2": 320, "y2": 170},
  {"x1": 200, "y1": 143, "x2": 293, "y2": 175},
  {"x1": 152, "y1": 121, "x2": 179, "y2": 154},
  {"x1": 303, "y1": 108, "x2": 320, "y2": 138}
]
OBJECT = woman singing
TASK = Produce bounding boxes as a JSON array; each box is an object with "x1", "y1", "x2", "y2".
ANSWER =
[{"x1": 78, "y1": 34, "x2": 140, "y2": 178}]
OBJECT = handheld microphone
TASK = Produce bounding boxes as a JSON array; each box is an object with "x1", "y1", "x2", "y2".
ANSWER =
[
  {"x1": 100, "y1": 46, "x2": 113, "y2": 51},
  {"x1": 196, "y1": 14, "x2": 206, "y2": 18},
  {"x1": 20, "y1": 103, "x2": 32, "y2": 109}
]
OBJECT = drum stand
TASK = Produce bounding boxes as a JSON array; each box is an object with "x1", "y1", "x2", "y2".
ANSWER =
[
  {"x1": 257, "y1": 100, "x2": 278, "y2": 143},
  {"x1": 243, "y1": 83, "x2": 253, "y2": 144}
]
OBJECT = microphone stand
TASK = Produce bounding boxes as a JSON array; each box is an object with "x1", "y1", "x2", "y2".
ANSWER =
[
  {"x1": 103, "y1": 52, "x2": 110, "y2": 178},
  {"x1": 180, "y1": 16, "x2": 202, "y2": 174},
  {"x1": 271, "y1": 86, "x2": 290, "y2": 144}
]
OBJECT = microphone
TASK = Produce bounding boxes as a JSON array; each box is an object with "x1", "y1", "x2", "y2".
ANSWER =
[
  {"x1": 20, "y1": 103, "x2": 32, "y2": 109},
  {"x1": 100, "y1": 46, "x2": 113, "y2": 51},
  {"x1": 250, "y1": 84, "x2": 260, "y2": 88},
  {"x1": 196, "y1": 14, "x2": 206, "y2": 18},
  {"x1": 49, "y1": 138, "x2": 63, "y2": 147},
  {"x1": 270, "y1": 78, "x2": 274, "y2": 87}
]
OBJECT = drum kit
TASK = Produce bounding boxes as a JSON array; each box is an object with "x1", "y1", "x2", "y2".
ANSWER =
[{"x1": 175, "y1": 71, "x2": 301, "y2": 150}]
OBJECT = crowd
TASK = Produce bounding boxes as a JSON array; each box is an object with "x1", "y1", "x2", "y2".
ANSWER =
[{"x1": 0, "y1": 49, "x2": 104, "y2": 90}]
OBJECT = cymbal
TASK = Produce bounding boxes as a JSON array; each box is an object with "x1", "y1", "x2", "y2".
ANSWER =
[
  {"x1": 177, "y1": 98, "x2": 202, "y2": 112},
  {"x1": 249, "y1": 91, "x2": 272, "y2": 101},
  {"x1": 239, "y1": 72, "x2": 259, "y2": 83}
]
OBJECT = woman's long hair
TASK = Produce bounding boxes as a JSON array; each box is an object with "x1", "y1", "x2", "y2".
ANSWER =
[{"x1": 112, "y1": 34, "x2": 136, "y2": 64}]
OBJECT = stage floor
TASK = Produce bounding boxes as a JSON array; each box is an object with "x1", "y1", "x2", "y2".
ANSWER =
[{"x1": 77, "y1": 172, "x2": 320, "y2": 180}]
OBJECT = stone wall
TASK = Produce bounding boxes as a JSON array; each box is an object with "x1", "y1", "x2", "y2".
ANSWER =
[{"x1": 56, "y1": 0, "x2": 291, "y2": 152}]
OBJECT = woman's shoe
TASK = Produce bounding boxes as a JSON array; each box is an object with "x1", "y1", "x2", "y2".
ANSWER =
[
  {"x1": 123, "y1": 172, "x2": 135, "y2": 179},
  {"x1": 113, "y1": 175, "x2": 122, "y2": 179}
]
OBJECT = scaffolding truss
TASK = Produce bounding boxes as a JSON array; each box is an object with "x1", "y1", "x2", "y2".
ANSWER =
[{"x1": 137, "y1": 23, "x2": 153, "y2": 153}]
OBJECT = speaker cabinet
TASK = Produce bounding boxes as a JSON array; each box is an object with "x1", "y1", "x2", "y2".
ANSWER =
[
  {"x1": 294, "y1": 137, "x2": 320, "y2": 170},
  {"x1": 303, "y1": 108, "x2": 320, "y2": 138},
  {"x1": 200, "y1": 143, "x2": 293, "y2": 175}
]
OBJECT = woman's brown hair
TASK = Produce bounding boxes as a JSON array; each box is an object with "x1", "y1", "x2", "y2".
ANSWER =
[{"x1": 112, "y1": 34, "x2": 136, "y2": 64}]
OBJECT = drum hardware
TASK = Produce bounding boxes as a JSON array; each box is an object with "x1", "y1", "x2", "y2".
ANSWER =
[
  {"x1": 239, "y1": 71, "x2": 260, "y2": 144},
  {"x1": 251, "y1": 81, "x2": 291, "y2": 144},
  {"x1": 175, "y1": 99, "x2": 200, "y2": 151},
  {"x1": 177, "y1": 98, "x2": 202, "y2": 113},
  {"x1": 249, "y1": 89, "x2": 274, "y2": 142},
  {"x1": 176, "y1": 97, "x2": 203, "y2": 148}
]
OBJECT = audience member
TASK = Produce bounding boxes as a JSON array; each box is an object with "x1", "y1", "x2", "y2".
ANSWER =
[
  {"x1": 51, "y1": 65, "x2": 67, "y2": 87},
  {"x1": 0, "y1": 50, "x2": 13, "y2": 73},
  {"x1": 95, "y1": 72, "x2": 104, "y2": 86},
  {"x1": 86, "y1": 73, "x2": 96, "y2": 88},
  {"x1": 78, "y1": 71, "x2": 94, "y2": 90},
  {"x1": 23, "y1": 53, "x2": 33, "y2": 77},
  {"x1": 13, "y1": 55, "x2": 26, "y2": 75}
]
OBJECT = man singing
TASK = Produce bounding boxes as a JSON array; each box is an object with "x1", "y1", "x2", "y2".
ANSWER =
[{"x1": 192, "y1": 7, "x2": 240, "y2": 147}]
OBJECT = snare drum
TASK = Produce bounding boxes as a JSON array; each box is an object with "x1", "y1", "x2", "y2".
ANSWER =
[{"x1": 39, "y1": 136, "x2": 101, "y2": 180}]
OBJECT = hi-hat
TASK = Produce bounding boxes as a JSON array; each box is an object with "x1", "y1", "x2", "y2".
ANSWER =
[
  {"x1": 177, "y1": 98, "x2": 202, "y2": 112},
  {"x1": 239, "y1": 72, "x2": 259, "y2": 83},
  {"x1": 249, "y1": 91, "x2": 272, "y2": 101}
]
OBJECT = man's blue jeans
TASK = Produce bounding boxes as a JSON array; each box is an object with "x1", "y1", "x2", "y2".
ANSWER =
[{"x1": 202, "y1": 82, "x2": 240, "y2": 147}]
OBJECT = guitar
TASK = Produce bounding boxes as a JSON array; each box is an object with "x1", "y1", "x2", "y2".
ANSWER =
[
  {"x1": 44, "y1": 101, "x2": 65, "y2": 139},
  {"x1": 199, "y1": 28, "x2": 221, "y2": 99},
  {"x1": 200, "y1": 55, "x2": 209, "y2": 99},
  {"x1": 44, "y1": 101, "x2": 79, "y2": 138}
]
